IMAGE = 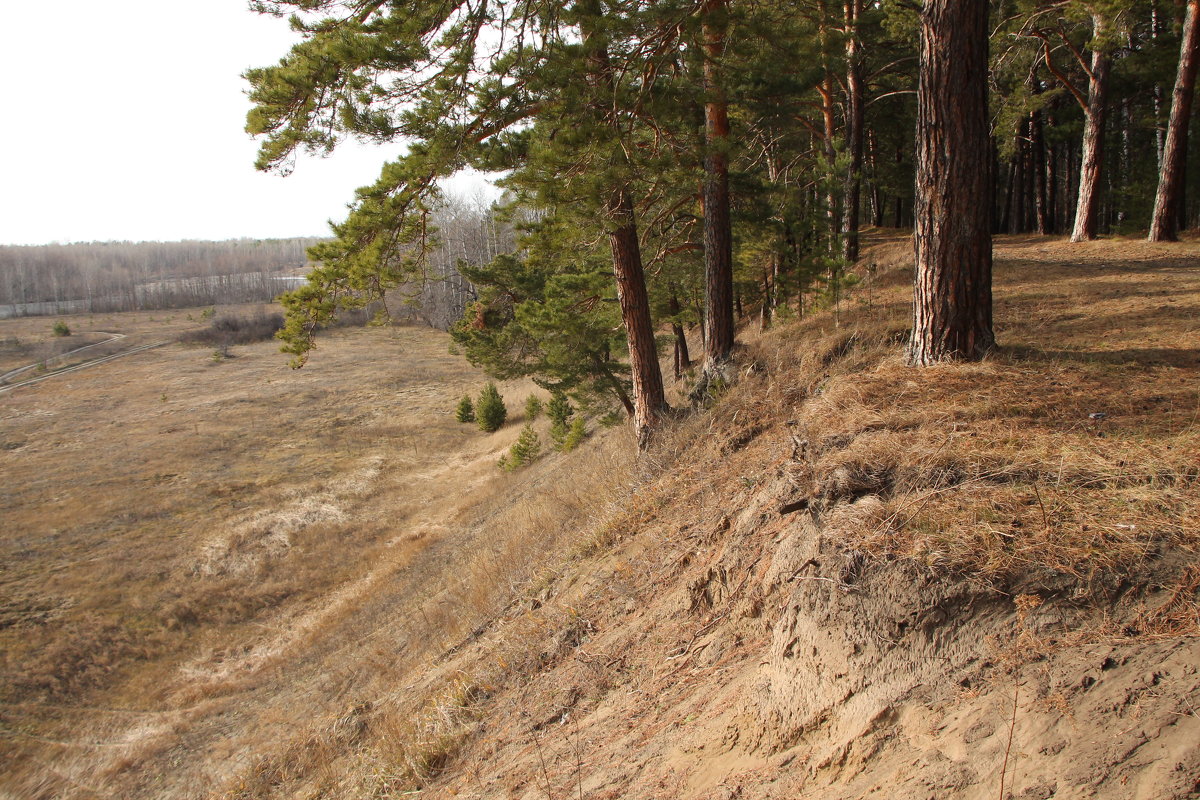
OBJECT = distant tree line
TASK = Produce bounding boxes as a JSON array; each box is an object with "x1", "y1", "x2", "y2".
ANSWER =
[{"x1": 0, "y1": 238, "x2": 321, "y2": 316}]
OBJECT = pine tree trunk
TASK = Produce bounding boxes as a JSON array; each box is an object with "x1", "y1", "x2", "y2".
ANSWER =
[
  {"x1": 607, "y1": 190, "x2": 668, "y2": 444},
  {"x1": 702, "y1": 0, "x2": 735, "y2": 373},
  {"x1": 908, "y1": 0, "x2": 994, "y2": 366},
  {"x1": 580, "y1": 0, "x2": 669, "y2": 446},
  {"x1": 1150, "y1": 0, "x2": 1200, "y2": 241},
  {"x1": 865, "y1": 126, "x2": 883, "y2": 227},
  {"x1": 760, "y1": 261, "x2": 773, "y2": 331},
  {"x1": 841, "y1": 0, "x2": 865, "y2": 263},
  {"x1": 1071, "y1": 17, "x2": 1111, "y2": 243},
  {"x1": 818, "y1": 3, "x2": 841, "y2": 251},
  {"x1": 1070, "y1": 137, "x2": 1080, "y2": 230},
  {"x1": 1047, "y1": 140, "x2": 1059, "y2": 233},
  {"x1": 1000, "y1": 156, "x2": 1015, "y2": 234},
  {"x1": 668, "y1": 287, "x2": 691, "y2": 380},
  {"x1": 1153, "y1": 0, "x2": 1168, "y2": 169},
  {"x1": 1031, "y1": 108, "x2": 1050, "y2": 234},
  {"x1": 1011, "y1": 146, "x2": 1026, "y2": 234}
]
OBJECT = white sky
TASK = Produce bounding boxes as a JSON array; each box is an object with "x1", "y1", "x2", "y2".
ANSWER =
[{"x1": 0, "y1": 1, "x2": 497, "y2": 246}]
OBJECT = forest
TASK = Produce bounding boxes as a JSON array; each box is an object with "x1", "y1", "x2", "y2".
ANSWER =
[
  {"x1": 248, "y1": 0, "x2": 1196, "y2": 443},
  {"x1": 0, "y1": 197, "x2": 505, "y2": 323},
  {"x1": 0, "y1": 238, "x2": 320, "y2": 316}
]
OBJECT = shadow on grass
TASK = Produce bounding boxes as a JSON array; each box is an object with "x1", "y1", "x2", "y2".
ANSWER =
[{"x1": 1000, "y1": 344, "x2": 1200, "y2": 369}]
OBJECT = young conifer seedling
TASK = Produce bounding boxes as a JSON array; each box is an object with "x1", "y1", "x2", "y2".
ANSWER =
[{"x1": 476, "y1": 383, "x2": 507, "y2": 432}]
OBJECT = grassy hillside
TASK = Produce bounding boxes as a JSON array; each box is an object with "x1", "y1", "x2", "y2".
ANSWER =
[{"x1": 1, "y1": 234, "x2": 1197, "y2": 799}]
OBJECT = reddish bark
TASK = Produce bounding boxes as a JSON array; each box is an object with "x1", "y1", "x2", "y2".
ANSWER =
[
  {"x1": 841, "y1": 0, "x2": 865, "y2": 263},
  {"x1": 1150, "y1": 0, "x2": 1200, "y2": 241},
  {"x1": 581, "y1": 1, "x2": 669, "y2": 445},
  {"x1": 701, "y1": 0, "x2": 734, "y2": 371},
  {"x1": 907, "y1": 0, "x2": 994, "y2": 366},
  {"x1": 1070, "y1": 16, "x2": 1112, "y2": 243}
]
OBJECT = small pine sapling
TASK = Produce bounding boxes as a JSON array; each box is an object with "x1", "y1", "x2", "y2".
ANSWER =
[
  {"x1": 476, "y1": 382, "x2": 507, "y2": 432},
  {"x1": 501, "y1": 424, "x2": 542, "y2": 471},
  {"x1": 562, "y1": 416, "x2": 587, "y2": 452},
  {"x1": 547, "y1": 390, "x2": 572, "y2": 427},
  {"x1": 524, "y1": 393, "x2": 543, "y2": 421},
  {"x1": 547, "y1": 390, "x2": 573, "y2": 450},
  {"x1": 455, "y1": 394, "x2": 476, "y2": 423},
  {"x1": 52, "y1": 321, "x2": 70, "y2": 337}
]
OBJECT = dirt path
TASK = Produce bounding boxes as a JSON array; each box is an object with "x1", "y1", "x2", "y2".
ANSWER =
[
  {"x1": 0, "y1": 337, "x2": 167, "y2": 395},
  {"x1": 0, "y1": 332, "x2": 126, "y2": 384}
]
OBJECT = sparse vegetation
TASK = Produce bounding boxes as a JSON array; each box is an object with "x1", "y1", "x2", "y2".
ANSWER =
[
  {"x1": 3, "y1": 236, "x2": 1199, "y2": 800},
  {"x1": 179, "y1": 307, "x2": 284, "y2": 349}
]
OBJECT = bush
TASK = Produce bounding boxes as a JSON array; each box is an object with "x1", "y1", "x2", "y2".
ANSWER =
[
  {"x1": 476, "y1": 383, "x2": 507, "y2": 432},
  {"x1": 546, "y1": 391, "x2": 572, "y2": 427},
  {"x1": 562, "y1": 416, "x2": 588, "y2": 452},
  {"x1": 52, "y1": 321, "x2": 71, "y2": 337},
  {"x1": 500, "y1": 424, "x2": 541, "y2": 471},
  {"x1": 548, "y1": 390, "x2": 573, "y2": 449},
  {"x1": 455, "y1": 395, "x2": 476, "y2": 423},
  {"x1": 180, "y1": 309, "x2": 285, "y2": 347},
  {"x1": 524, "y1": 394, "x2": 543, "y2": 421}
]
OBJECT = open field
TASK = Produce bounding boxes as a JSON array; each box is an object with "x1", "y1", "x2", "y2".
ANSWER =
[{"x1": 0, "y1": 309, "x2": 635, "y2": 798}]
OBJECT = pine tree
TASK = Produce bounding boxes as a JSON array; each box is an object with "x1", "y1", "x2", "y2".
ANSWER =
[
  {"x1": 449, "y1": 220, "x2": 634, "y2": 415},
  {"x1": 1150, "y1": 0, "x2": 1200, "y2": 241},
  {"x1": 476, "y1": 383, "x2": 507, "y2": 433},
  {"x1": 562, "y1": 416, "x2": 588, "y2": 452},
  {"x1": 524, "y1": 394, "x2": 543, "y2": 421},
  {"x1": 501, "y1": 424, "x2": 542, "y2": 471},
  {"x1": 547, "y1": 390, "x2": 574, "y2": 450},
  {"x1": 455, "y1": 395, "x2": 475, "y2": 424},
  {"x1": 908, "y1": 0, "x2": 993, "y2": 365}
]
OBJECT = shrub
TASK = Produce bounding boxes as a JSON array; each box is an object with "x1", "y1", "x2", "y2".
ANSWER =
[
  {"x1": 52, "y1": 321, "x2": 71, "y2": 337},
  {"x1": 546, "y1": 391, "x2": 572, "y2": 428},
  {"x1": 500, "y1": 424, "x2": 541, "y2": 471},
  {"x1": 455, "y1": 395, "x2": 476, "y2": 423},
  {"x1": 180, "y1": 309, "x2": 285, "y2": 347},
  {"x1": 548, "y1": 390, "x2": 573, "y2": 449},
  {"x1": 476, "y1": 383, "x2": 507, "y2": 432},
  {"x1": 524, "y1": 394, "x2": 543, "y2": 421},
  {"x1": 562, "y1": 416, "x2": 588, "y2": 452}
]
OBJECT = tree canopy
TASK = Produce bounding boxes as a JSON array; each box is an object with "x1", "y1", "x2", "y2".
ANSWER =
[{"x1": 247, "y1": 0, "x2": 1197, "y2": 439}]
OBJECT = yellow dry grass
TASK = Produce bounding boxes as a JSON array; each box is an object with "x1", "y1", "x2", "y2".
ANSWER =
[
  {"x1": 0, "y1": 307, "x2": 636, "y2": 799},
  {"x1": 663, "y1": 232, "x2": 1199, "y2": 588}
]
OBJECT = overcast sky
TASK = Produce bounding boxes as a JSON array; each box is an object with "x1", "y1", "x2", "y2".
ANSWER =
[{"x1": 0, "y1": 1, "x2": 495, "y2": 246}]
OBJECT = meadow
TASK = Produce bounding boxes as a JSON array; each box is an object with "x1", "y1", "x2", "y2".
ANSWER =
[{"x1": 0, "y1": 309, "x2": 634, "y2": 798}]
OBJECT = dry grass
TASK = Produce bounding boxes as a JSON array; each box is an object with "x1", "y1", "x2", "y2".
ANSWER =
[
  {"x1": 664, "y1": 232, "x2": 1200, "y2": 591},
  {"x1": 0, "y1": 306, "x2": 616, "y2": 798}
]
